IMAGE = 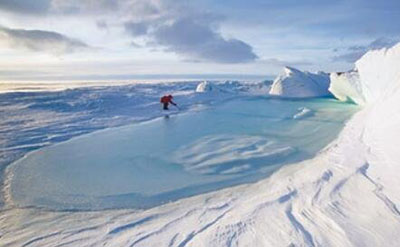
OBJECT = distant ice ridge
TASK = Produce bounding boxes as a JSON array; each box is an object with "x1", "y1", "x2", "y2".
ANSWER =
[
  {"x1": 269, "y1": 66, "x2": 331, "y2": 98},
  {"x1": 196, "y1": 80, "x2": 272, "y2": 94}
]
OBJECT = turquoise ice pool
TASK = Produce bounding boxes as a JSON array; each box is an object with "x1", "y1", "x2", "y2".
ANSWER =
[{"x1": 8, "y1": 97, "x2": 358, "y2": 210}]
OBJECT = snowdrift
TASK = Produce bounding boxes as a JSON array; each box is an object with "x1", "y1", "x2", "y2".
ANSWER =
[{"x1": 269, "y1": 66, "x2": 331, "y2": 98}]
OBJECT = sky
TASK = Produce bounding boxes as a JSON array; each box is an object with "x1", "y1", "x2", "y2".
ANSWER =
[{"x1": 0, "y1": 0, "x2": 399, "y2": 81}]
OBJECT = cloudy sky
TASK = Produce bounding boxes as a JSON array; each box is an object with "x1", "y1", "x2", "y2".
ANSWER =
[{"x1": 0, "y1": 0, "x2": 399, "y2": 81}]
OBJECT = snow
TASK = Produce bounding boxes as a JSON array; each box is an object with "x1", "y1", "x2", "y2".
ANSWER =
[
  {"x1": 196, "y1": 81, "x2": 214, "y2": 92},
  {"x1": 2, "y1": 43, "x2": 400, "y2": 246},
  {"x1": 329, "y1": 43, "x2": 400, "y2": 106},
  {"x1": 356, "y1": 43, "x2": 400, "y2": 104},
  {"x1": 269, "y1": 66, "x2": 331, "y2": 98},
  {"x1": 329, "y1": 71, "x2": 364, "y2": 104},
  {"x1": 196, "y1": 80, "x2": 272, "y2": 95}
]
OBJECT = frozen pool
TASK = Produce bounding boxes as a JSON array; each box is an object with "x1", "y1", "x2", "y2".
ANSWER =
[{"x1": 8, "y1": 97, "x2": 358, "y2": 210}]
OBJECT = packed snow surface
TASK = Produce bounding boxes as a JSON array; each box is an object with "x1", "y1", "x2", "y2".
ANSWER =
[
  {"x1": 269, "y1": 67, "x2": 331, "y2": 98},
  {"x1": 2, "y1": 43, "x2": 400, "y2": 247}
]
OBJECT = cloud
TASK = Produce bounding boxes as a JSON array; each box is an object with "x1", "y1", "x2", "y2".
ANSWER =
[
  {"x1": 0, "y1": 26, "x2": 90, "y2": 55},
  {"x1": 332, "y1": 37, "x2": 399, "y2": 63},
  {"x1": 348, "y1": 37, "x2": 399, "y2": 51},
  {"x1": 0, "y1": 0, "x2": 121, "y2": 15},
  {"x1": 119, "y1": 1, "x2": 258, "y2": 63},
  {"x1": 154, "y1": 18, "x2": 257, "y2": 63},
  {"x1": 128, "y1": 17, "x2": 258, "y2": 64},
  {"x1": 332, "y1": 52, "x2": 364, "y2": 63},
  {"x1": 50, "y1": 0, "x2": 120, "y2": 15},
  {"x1": 261, "y1": 58, "x2": 313, "y2": 67},
  {"x1": 1, "y1": 0, "x2": 258, "y2": 63},
  {"x1": 0, "y1": 0, "x2": 50, "y2": 14},
  {"x1": 124, "y1": 21, "x2": 149, "y2": 37},
  {"x1": 96, "y1": 20, "x2": 108, "y2": 30}
]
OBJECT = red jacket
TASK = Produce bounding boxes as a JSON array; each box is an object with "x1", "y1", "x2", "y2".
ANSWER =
[{"x1": 160, "y1": 95, "x2": 173, "y2": 104}]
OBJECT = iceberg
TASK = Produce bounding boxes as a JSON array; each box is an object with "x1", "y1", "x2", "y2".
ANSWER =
[{"x1": 269, "y1": 66, "x2": 331, "y2": 98}]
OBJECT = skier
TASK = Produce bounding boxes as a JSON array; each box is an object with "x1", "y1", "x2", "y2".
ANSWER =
[{"x1": 160, "y1": 94, "x2": 177, "y2": 110}]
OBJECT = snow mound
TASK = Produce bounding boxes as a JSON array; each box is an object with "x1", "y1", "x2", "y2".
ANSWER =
[
  {"x1": 195, "y1": 81, "x2": 214, "y2": 92},
  {"x1": 195, "y1": 81, "x2": 240, "y2": 93},
  {"x1": 330, "y1": 43, "x2": 400, "y2": 105},
  {"x1": 269, "y1": 66, "x2": 331, "y2": 98}
]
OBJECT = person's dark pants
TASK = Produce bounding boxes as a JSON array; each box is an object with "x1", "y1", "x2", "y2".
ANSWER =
[{"x1": 163, "y1": 103, "x2": 169, "y2": 110}]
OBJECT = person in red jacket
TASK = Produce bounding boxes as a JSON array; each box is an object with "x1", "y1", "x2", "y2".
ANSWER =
[{"x1": 160, "y1": 94, "x2": 177, "y2": 110}]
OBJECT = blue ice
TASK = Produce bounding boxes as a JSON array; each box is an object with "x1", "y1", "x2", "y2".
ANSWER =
[{"x1": 8, "y1": 97, "x2": 358, "y2": 210}]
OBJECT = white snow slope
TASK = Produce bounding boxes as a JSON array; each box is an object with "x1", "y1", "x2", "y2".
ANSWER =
[
  {"x1": 1, "y1": 44, "x2": 400, "y2": 247},
  {"x1": 330, "y1": 43, "x2": 400, "y2": 106},
  {"x1": 269, "y1": 67, "x2": 331, "y2": 98}
]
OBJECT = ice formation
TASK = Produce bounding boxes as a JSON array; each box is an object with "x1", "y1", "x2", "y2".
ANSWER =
[
  {"x1": 330, "y1": 43, "x2": 400, "y2": 105},
  {"x1": 196, "y1": 80, "x2": 271, "y2": 95},
  {"x1": 269, "y1": 66, "x2": 331, "y2": 98},
  {"x1": 356, "y1": 43, "x2": 400, "y2": 104},
  {"x1": 195, "y1": 81, "x2": 214, "y2": 92},
  {"x1": 329, "y1": 71, "x2": 364, "y2": 104}
]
